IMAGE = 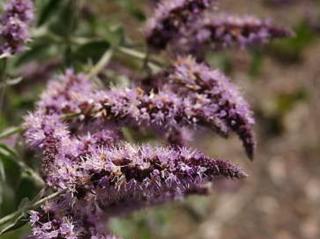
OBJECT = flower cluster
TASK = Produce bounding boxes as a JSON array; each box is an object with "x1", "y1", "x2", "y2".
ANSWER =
[
  {"x1": 28, "y1": 194, "x2": 118, "y2": 239},
  {"x1": 24, "y1": 70, "x2": 247, "y2": 238},
  {"x1": 145, "y1": 0, "x2": 215, "y2": 50},
  {"x1": 77, "y1": 144, "x2": 246, "y2": 215},
  {"x1": 0, "y1": 0, "x2": 34, "y2": 56},
  {"x1": 2, "y1": 0, "x2": 295, "y2": 238},
  {"x1": 69, "y1": 88, "x2": 231, "y2": 136},
  {"x1": 63, "y1": 59, "x2": 255, "y2": 158},
  {"x1": 146, "y1": 1, "x2": 293, "y2": 57},
  {"x1": 157, "y1": 57, "x2": 256, "y2": 159},
  {"x1": 172, "y1": 14, "x2": 294, "y2": 56}
]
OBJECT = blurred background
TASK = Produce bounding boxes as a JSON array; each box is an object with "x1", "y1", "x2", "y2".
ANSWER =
[{"x1": 0, "y1": 0, "x2": 319, "y2": 238}]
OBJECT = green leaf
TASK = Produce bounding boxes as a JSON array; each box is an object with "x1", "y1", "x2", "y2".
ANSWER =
[
  {"x1": 15, "y1": 40, "x2": 56, "y2": 66},
  {"x1": 0, "y1": 144, "x2": 18, "y2": 159},
  {"x1": 0, "y1": 159, "x2": 5, "y2": 182},
  {"x1": 0, "y1": 126, "x2": 21, "y2": 140},
  {"x1": 0, "y1": 213, "x2": 28, "y2": 236},
  {"x1": 49, "y1": 0, "x2": 78, "y2": 37},
  {"x1": 115, "y1": 0, "x2": 146, "y2": 21},
  {"x1": 0, "y1": 159, "x2": 5, "y2": 205},
  {"x1": 37, "y1": 0, "x2": 64, "y2": 26},
  {"x1": 105, "y1": 25, "x2": 125, "y2": 47},
  {"x1": 73, "y1": 40, "x2": 110, "y2": 64},
  {"x1": 16, "y1": 177, "x2": 40, "y2": 204},
  {"x1": 0, "y1": 144, "x2": 21, "y2": 189}
]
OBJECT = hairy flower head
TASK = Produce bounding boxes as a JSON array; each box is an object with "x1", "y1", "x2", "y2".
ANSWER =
[
  {"x1": 0, "y1": 0, "x2": 34, "y2": 55},
  {"x1": 151, "y1": 56, "x2": 256, "y2": 158},
  {"x1": 170, "y1": 13, "x2": 294, "y2": 57},
  {"x1": 145, "y1": 0, "x2": 215, "y2": 50}
]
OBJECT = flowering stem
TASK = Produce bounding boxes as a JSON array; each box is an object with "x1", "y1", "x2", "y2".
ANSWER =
[
  {"x1": 31, "y1": 190, "x2": 66, "y2": 208},
  {"x1": 88, "y1": 49, "x2": 114, "y2": 79},
  {"x1": 117, "y1": 47, "x2": 162, "y2": 71},
  {"x1": 142, "y1": 48, "x2": 152, "y2": 75},
  {"x1": 118, "y1": 47, "x2": 146, "y2": 60},
  {"x1": 0, "y1": 189, "x2": 66, "y2": 228}
]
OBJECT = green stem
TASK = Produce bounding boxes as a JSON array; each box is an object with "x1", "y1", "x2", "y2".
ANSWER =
[
  {"x1": 118, "y1": 47, "x2": 146, "y2": 60},
  {"x1": 18, "y1": 161, "x2": 44, "y2": 187},
  {"x1": 32, "y1": 190, "x2": 66, "y2": 208},
  {"x1": 88, "y1": 49, "x2": 114, "y2": 79},
  {"x1": 0, "y1": 189, "x2": 65, "y2": 227},
  {"x1": 0, "y1": 126, "x2": 23, "y2": 140},
  {"x1": 0, "y1": 59, "x2": 8, "y2": 113},
  {"x1": 117, "y1": 47, "x2": 162, "y2": 72}
]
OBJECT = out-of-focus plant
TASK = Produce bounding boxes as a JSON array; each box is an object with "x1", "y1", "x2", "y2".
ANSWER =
[{"x1": 0, "y1": 0, "x2": 294, "y2": 238}]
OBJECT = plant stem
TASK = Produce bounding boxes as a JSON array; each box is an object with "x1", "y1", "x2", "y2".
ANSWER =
[
  {"x1": 0, "y1": 126, "x2": 23, "y2": 140},
  {"x1": 0, "y1": 59, "x2": 7, "y2": 113},
  {"x1": 32, "y1": 190, "x2": 66, "y2": 208},
  {"x1": 118, "y1": 47, "x2": 146, "y2": 60},
  {"x1": 117, "y1": 47, "x2": 162, "y2": 71},
  {"x1": 88, "y1": 49, "x2": 114, "y2": 79},
  {"x1": 19, "y1": 162, "x2": 45, "y2": 187},
  {"x1": 0, "y1": 189, "x2": 66, "y2": 227}
]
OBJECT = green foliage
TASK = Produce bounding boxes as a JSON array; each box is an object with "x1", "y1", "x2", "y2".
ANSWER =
[
  {"x1": 112, "y1": 0, "x2": 146, "y2": 21},
  {"x1": 37, "y1": 0, "x2": 64, "y2": 26},
  {"x1": 73, "y1": 40, "x2": 110, "y2": 64},
  {"x1": 0, "y1": 144, "x2": 22, "y2": 231}
]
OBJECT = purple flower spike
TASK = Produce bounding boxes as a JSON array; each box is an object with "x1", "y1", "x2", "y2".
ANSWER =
[
  {"x1": 0, "y1": 0, "x2": 34, "y2": 56},
  {"x1": 24, "y1": 69, "x2": 250, "y2": 239},
  {"x1": 145, "y1": 0, "x2": 215, "y2": 50},
  {"x1": 159, "y1": 57, "x2": 256, "y2": 159},
  {"x1": 37, "y1": 69, "x2": 94, "y2": 115},
  {"x1": 69, "y1": 87, "x2": 230, "y2": 137},
  {"x1": 172, "y1": 13, "x2": 294, "y2": 56},
  {"x1": 2, "y1": 0, "x2": 34, "y2": 22},
  {"x1": 24, "y1": 112, "x2": 120, "y2": 188},
  {"x1": 202, "y1": 14, "x2": 293, "y2": 48},
  {"x1": 28, "y1": 195, "x2": 121, "y2": 239},
  {"x1": 73, "y1": 144, "x2": 247, "y2": 215},
  {"x1": 23, "y1": 113, "x2": 76, "y2": 183}
]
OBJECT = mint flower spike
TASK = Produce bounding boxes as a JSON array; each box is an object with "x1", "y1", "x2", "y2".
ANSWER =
[
  {"x1": 28, "y1": 195, "x2": 121, "y2": 239},
  {"x1": 145, "y1": 0, "x2": 215, "y2": 50},
  {"x1": 23, "y1": 69, "x2": 249, "y2": 239},
  {"x1": 171, "y1": 13, "x2": 294, "y2": 56},
  {"x1": 24, "y1": 110, "x2": 246, "y2": 236},
  {"x1": 34, "y1": 69, "x2": 254, "y2": 158},
  {"x1": 72, "y1": 87, "x2": 231, "y2": 138},
  {"x1": 199, "y1": 14, "x2": 293, "y2": 48},
  {"x1": 0, "y1": 0, "x2": 34, "y2": 56},
  {"x1": 74, "y1": 143, "x2": 247, "y2": 216},
  {"x1": 37, "y1": 69, "x2": 94, "y2": 115},
  {"x1": 2, "y1": 0, "x2": 34, "y2": 22},
  {"x1": 23, "y1": 111, "x2": 120, "y2": 188},
  {"x1": 151, "y1": 56, "x2": 256, "y2": 159}
]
